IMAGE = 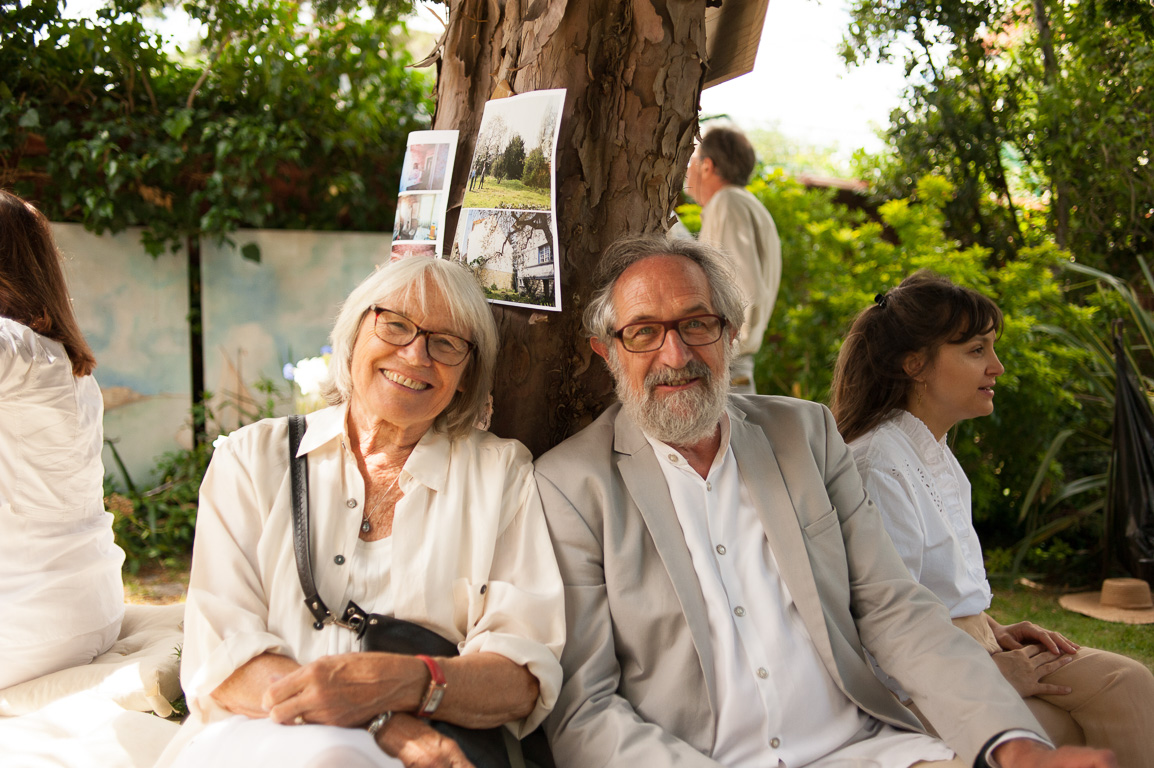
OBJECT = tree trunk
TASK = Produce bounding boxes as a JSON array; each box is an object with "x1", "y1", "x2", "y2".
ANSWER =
[{"x1": 432, "y1": 0, "x2": 707, "y2": 456}]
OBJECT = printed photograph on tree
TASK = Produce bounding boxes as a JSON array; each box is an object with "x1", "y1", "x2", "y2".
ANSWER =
[
  {"x1": 451, "y1": 209, "x2": 557, "y2": 310},
  {"x1": 454, "y1": 89, "x2": 565, "y2": 310},
  {"x1": 391, "y1": 130, "x2": 457, "y2": 259},
  {"x1": 461, "y1": 90, "x2": 562, "y2": 211}
]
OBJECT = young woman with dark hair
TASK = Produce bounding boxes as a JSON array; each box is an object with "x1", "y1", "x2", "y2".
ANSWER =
[
  {"x1": 0, "y1": 190, "x2": 124, "y2": 689},
  {"x1": 831, "y1": 270, "x2": 1154, "y2": 764}
]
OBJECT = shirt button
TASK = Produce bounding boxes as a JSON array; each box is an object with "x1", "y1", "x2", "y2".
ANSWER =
[
  {"x1": 346, "y1": 499, "x2": 358, "y2": 508},
  {"x1": 706, "y1": 481, "x2": 712, "y2": 491},
  {"x1": 734, "y1": 606, "x2": 746, "y2": 617},
  {"x1": 715, "y1": 544, "x2": 727, "y2": 555},
  {"x1": 770, "y1": 737, "x2": 781, "y2": 749},
  {"x1": 334, "y1": 555, "x2": 345, "y2": 565},
  {"x1": 757, "y1": 667, "x2": 768, "y2": 679},
  {"x1": 667, "y1": 453, "x2": 679, "y2": 463}
]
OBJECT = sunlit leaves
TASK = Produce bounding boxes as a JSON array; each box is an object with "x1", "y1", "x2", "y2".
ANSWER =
[{"x1": 1, "y1": 0, "x2": 433, "y2": 254}]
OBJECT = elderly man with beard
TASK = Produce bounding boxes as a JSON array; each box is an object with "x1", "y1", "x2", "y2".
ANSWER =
[{"x1": 534, "y1": 235, "x2": 1115, "y2": 768}]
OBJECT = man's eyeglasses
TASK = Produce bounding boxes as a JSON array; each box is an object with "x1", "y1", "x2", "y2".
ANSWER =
[
  {"x1": 612, "y1": 314, "x2": 727, "y2": 353},
  {"x1": 370, "y1": 307, "x2": 475, "y2": 366}
]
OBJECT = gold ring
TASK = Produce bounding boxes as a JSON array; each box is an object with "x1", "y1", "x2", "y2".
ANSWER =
[{"x1": 293, "y1": 715, "x2": 306, "y2": 725}]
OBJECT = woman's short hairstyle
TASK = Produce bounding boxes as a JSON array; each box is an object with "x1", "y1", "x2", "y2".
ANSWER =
[
  {"x1": 830, "y1": 270, "x2": 1004, "y2": 443},
  {"x1": 322, "y1": 257, "x2": 498, "y2": 439},
  {"x1": 0, "y1": 190, "x2": 96, "y2": 377},
  {"x1": 584, "y1": 233, "x2": 746, "y2": 344},
  {"x1": 699, "y1": 126, "x2": 758, "y2": 187}
]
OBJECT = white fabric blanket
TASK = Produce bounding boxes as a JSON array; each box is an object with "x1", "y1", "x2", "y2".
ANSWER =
[{"x1": 0, "y1": 603, "x2": 185, "y2": 767}]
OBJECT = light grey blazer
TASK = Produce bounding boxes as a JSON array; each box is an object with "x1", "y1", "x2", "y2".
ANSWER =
[{"x1": 535, "y1": 395, "x2": 1041, "y2": 767}]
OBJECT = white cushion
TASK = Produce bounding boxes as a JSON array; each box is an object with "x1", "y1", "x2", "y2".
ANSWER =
[
  {"x1": 0, "y1": 690, "x2": 180, "y2": 767},
  {"x1": 0, "y1": 603, "x2": 185, "y2": 718}
]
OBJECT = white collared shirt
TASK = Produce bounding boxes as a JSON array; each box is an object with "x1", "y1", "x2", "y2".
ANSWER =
[
  {"x1": 0, "y1": 318, "x2": 124, "y2": 647},
  {"x1": 849, "y1": 410, "x2": 992, "y2": 619},
  {"x1": 178, "y1": 405, "x2": 564, "y2": 741},
  {"x1": 644, "y1": 410, "x2": 954, "y2": 767}
]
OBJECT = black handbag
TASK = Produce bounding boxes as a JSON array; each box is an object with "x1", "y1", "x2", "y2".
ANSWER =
[{"x1": 287, "y1": 415, "x2": 554, "y2": 768}]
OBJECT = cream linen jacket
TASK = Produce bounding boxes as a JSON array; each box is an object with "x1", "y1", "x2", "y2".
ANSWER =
[{"x1": 536, "y1": 395, "x2": 1042, "y2": 768}]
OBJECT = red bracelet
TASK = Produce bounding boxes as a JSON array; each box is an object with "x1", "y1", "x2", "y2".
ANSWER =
[{"x1": 415, "y1": 654, "x2": 446, "y2": 717}]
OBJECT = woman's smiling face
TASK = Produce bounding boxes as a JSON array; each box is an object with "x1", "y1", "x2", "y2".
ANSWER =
[{"x1": 349, "y1": 280, "x2": 470, "y2": 440}]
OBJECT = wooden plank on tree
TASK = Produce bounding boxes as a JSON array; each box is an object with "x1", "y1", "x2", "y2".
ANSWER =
[{"x1": 704, "y1": 0, "x2": 770, "y2": 89}]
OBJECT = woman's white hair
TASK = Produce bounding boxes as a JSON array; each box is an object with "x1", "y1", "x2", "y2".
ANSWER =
[{"x1": 321, "y1": 257, "x2": 498, "y2": 439}]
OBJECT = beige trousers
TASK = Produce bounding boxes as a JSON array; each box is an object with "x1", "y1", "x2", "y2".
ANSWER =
[{"x1": 943, "y1": 613, "x2": 1154, "y2": 768}]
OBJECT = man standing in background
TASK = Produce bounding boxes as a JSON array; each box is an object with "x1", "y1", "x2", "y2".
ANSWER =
[{"x1": 686, "y1": 125, "x2": 781, "y2": 394}]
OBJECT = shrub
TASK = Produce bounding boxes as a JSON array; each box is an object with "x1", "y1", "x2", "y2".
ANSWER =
[
  {"x1": 682, "y1": 172, "x2": 1101, "y2": 576},
  {"x1": 105, "y1": 384, "x2": 277, "y2": 572},
  {"x1": 522, "y1": 148, "x2": 550, "y2": 190},
  {"x1": 106, "y1": 441, "x2": 211, "y2": 574}
]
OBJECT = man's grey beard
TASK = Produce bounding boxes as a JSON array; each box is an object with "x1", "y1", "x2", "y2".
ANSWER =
[{"x1": 607, "y1": 344, "x2": 732, "y2": 447}]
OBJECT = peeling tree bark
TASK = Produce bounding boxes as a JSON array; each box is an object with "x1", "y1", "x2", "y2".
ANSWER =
[{"x1": 432, "y1": 0, "x2": 707, "y2": 456}]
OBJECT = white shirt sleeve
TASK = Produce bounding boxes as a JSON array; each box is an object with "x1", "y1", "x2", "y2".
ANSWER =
[
  {"x1": 180, "y1": 436, "x2": 294, "y2": 716},
  {"x1": 460, "y1": 451, "x2": 565, "y2": 734}
]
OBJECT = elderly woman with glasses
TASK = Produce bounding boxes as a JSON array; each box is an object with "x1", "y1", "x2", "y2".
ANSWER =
[{"x1": 163, "y1": 257, "x2": 565, "y2": 768}]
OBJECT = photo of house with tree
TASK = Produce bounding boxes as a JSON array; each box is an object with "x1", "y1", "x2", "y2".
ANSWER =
[{"x1": 451, "y1": 209, "x2": 557, "y2": 309}]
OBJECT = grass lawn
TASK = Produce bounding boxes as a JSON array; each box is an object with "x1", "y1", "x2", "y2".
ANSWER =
[
  {"x1": 989, "y1": 580, "x2": 1154, "y2": 671},
  {"x1": 123, "y1": 555, "x2": 189, "y2": 605},
  {"x1": 462, "y1": 178, "x2": 550, "y2": 210}
]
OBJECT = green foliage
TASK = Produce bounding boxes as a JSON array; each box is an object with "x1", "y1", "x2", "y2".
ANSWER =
[
  {"x1": 745, "y1": 123, "x2": 851, "y2": 178},
  {"x1": 105, "y1": 383, "x2": 278, "y2": 571},
  {"x1": 521, "y1": 147, "x2": 550, "y2": 190},
  {"x1": 105, "y1": 440, "x2": 211, "y2": 574},
  {"x1": 1013, "y1": 258, "x2": 1154, "y2": 580},
  {"x1": 1, "y1": 0, "x2": 432, "y2": 255},
  {"x1": 692, "y1": 171, "x2": 1097, "y2": 549},
  {"x1": 674, "y1": 203, "x2": 701, "y2": 234},
  {"x1": 482, "y1": 285, "x2": 553, "y2": 307},
  {"x1": 495, "y1": 134, "x2": 526, "y2": 183},
  {"x1": 843, "y1": 0, "x2": 1154, "y2": 277}
]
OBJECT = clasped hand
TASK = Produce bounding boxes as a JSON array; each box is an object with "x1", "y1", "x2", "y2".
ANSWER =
[
  {"x1": 988, "y1": 619, "x2": 1079, "y2": 698},
  {"x1": 263, "y1": 651, "x2": 419, "y2": 727}
]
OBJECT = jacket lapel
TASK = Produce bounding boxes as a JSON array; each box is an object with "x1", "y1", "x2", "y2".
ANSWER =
[
  {"x1": 612, "y1": 411, "x2": 719, "y2": 713},
  {"x1": 728, "y1": 406, "x2": 840, "y2": 676}
]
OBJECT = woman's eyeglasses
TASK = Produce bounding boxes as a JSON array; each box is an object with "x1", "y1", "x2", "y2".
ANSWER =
[{"x1": 370, "y1": 307, "x2": 475, "y2": 366}]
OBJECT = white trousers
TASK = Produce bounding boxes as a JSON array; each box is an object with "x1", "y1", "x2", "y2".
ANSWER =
[{"x1": 168, "y1": 715, "x2": 404, "y2": 768}]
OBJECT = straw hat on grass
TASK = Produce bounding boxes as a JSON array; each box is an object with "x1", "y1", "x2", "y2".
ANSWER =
[{"x1": 1058, "y1": 577, "x2": 1154, "y2": 625}]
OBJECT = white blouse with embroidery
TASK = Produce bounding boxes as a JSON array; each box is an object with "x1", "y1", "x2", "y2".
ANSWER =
[{"x1": 849, "y1": 409, "x2": 992, "y2": 619}]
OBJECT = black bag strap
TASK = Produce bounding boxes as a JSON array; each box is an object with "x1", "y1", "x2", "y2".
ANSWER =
[{"x1": 288, "y1": 414, "x2": 332, "y2": 629}]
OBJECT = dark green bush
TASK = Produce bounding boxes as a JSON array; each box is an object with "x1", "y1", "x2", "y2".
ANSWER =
[
  {"x1": 521, "y1": 148, "x2": 550, "y2": 190},
  {"x1": 681, "y1": 172, "x2": 1116, "y2": 583},
  {"x1": 106, "y1": 441, "x2": 211, "y2": 574}
]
